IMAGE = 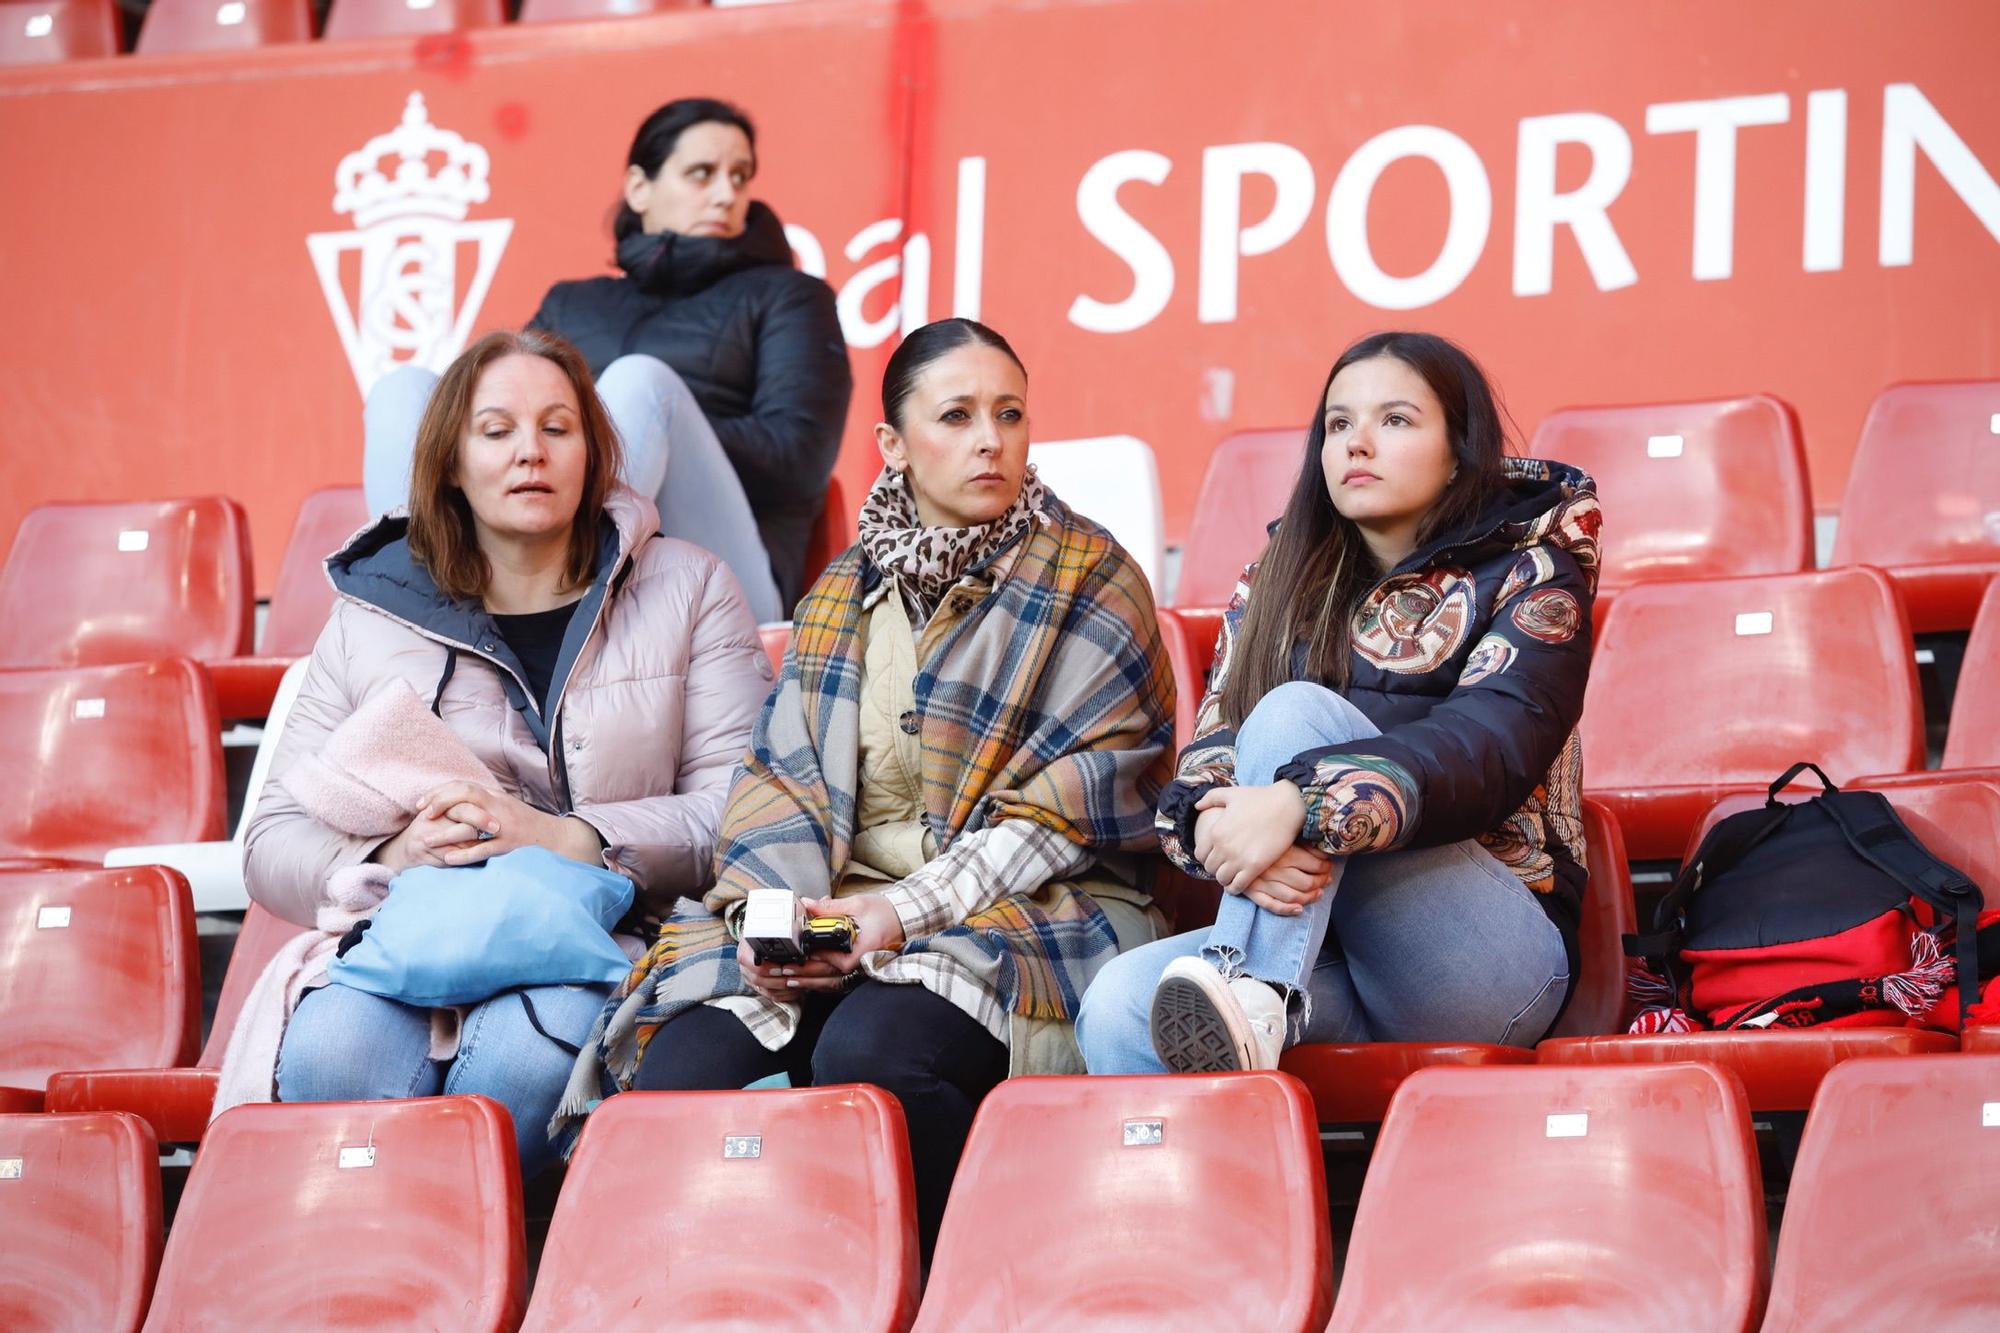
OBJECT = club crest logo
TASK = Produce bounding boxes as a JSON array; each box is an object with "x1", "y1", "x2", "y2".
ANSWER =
[{"x1": 307, "y1": 93, "x2": 513, "y2": 397}]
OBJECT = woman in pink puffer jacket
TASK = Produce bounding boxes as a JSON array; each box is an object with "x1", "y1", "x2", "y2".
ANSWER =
[{"x1": 246, "y1": 327, "x2": 770, "y2": 1177}]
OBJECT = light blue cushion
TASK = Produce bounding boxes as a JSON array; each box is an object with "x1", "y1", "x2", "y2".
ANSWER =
[{"x1": 327, "y1": 845, "x2": 633, "y2": 1008}]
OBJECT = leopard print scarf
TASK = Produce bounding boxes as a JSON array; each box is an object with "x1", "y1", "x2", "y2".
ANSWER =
[{"x1": 858, "y1": 464, "x2": 1049, "y2": 623}]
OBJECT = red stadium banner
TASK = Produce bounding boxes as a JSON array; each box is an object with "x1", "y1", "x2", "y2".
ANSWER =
[{"x1": 1, "y1": 0, "x2": 1996, "y2": 593}]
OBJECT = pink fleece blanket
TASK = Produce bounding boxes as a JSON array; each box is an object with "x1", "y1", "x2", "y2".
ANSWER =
[{"x1": 211, "y1": 680, "x2": 496, "y2": 1119}]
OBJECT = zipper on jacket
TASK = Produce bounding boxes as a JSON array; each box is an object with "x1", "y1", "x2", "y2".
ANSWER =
[{"x1": 543, "y1": 562, "x2": 623, "y2": 813}]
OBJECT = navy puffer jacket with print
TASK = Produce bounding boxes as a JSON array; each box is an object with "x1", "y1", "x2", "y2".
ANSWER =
[{"x1": 1157, "y1": 458, "x2": 1602, "y2": 959}]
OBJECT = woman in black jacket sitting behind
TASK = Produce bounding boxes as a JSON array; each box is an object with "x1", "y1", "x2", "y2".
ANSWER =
[{"x1": 364, "y1": 98, "x2": 851, "y2": 622}]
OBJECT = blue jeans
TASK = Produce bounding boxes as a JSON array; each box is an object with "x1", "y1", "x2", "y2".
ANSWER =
[
  {"x1": 1076, "y1": 681, "x2": 1570, "y2": 1074},
  {"x1": 362, "y1": 354, "x2": 785, "y2": 624},
  {"x1": 277, "y1": 980, "x2": 611, "y2": 1180}
]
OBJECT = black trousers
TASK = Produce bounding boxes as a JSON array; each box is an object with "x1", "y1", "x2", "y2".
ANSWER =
[{"x1": 634, "y1": 980, "x2": 1008, "y2": 1258}]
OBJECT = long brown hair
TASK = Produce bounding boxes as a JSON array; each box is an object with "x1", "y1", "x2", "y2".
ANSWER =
[
  {"x1": 1218, "y1": 331, "x2": 1511, "y2": 728},
  {"x1": 405, "y1": 329, "x2": 623, "y2": 603}
]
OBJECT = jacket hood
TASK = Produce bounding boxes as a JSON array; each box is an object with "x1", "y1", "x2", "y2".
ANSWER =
[
  {"x1": 615, "y1": 200, "x2": 796, "y2": 298},
  {"x1": 325, "y1": 486, "x2": 661, "y2": 750},
  {"x1": 329, "y1": 484, "x2": 658, "y2": 611},
  {"x1": 1396, "y1": 457, "x2": 1603, "y2": 591}
]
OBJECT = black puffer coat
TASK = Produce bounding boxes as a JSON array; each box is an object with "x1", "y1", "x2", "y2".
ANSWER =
[{"x1": 530, "y1": 202, "x2": 852, "y2": 613}]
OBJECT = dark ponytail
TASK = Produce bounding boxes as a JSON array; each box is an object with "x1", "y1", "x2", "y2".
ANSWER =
[
  {"x1": 881, "y1": 318, "x2": 1026, "y2": 431},
  {"x1": 612, "y1": 97, "x2": 757, "y2": 244}
]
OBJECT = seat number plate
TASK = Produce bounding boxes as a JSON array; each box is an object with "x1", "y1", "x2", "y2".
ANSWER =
[
  {"x1": 0, "y1": 1159, "x2": 21, "y2": 1180},
  {"x1": 1123, "y1": 1119, "x2": 1164, "y2": 1147},
  {"x1": 338, "y1": 1146, "x2": 375, "y2": 1169},
  {"x1": 724, "y1": 1136, "x2": 761, "y2": 1159},
  {"x1": 1546, "y1": 1113, "x2": 1589, "y2": 1138},
  {"x1": 1735, "y1": 611, "x2": 1774, "y2": 636},
  {"x1": 37, "y1": 906, "x2": 71, "y2": 929}
]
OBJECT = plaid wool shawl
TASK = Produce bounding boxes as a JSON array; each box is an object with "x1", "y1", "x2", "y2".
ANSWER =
[{"x1": 555, "y1": 495, "x2": 1175, "y2": 1127}]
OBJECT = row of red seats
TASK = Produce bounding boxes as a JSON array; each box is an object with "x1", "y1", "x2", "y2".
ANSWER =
[
  {"x1": 2, "y1": 773, "x2": 1994, "y2": 1325},
  {"x1": 1177, "y1": 381, "x2": 2000, "y2": 632},
  {"x1": 1, "y1": 387, "x2": 1989, "y2": 674},
  {"x1": 0, "y1": 0, "x2": 714, "y2": 64},
  {"x1": 8, "y1": 1055, "x2": 1998, "y2": 1330}
]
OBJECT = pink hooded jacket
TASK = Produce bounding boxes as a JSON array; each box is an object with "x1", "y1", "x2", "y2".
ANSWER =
[{"x1": 245, "y1": 486, "x2": 772, "y2": 927}]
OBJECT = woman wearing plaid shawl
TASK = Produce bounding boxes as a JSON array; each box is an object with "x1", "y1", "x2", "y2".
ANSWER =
[{"x1": 556, "y1": 318, "x2": 1176, "y2": 1253}]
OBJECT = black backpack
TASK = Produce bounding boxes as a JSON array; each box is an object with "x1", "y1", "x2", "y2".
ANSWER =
[{"x1": 1624, "y1": 764, "x2": 1984, "y2": 1032}]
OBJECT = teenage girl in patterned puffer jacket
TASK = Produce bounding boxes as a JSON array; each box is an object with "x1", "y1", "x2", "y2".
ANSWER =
[{"x1": 1078, "y1": 330, "x2": 1602, "y2": 1074}]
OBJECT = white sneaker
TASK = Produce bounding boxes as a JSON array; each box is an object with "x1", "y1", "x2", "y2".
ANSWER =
[{"x1": 1149, "y1": 955, "x2": 1287, "y2": 1073}]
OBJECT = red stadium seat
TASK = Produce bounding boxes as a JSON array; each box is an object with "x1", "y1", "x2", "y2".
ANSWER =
[
  {"x1": 0, "y1": 0, "x2": 117, "y2": 63},
  {"x1": 322, "y1": 0, "x2": 501, "y2": 40},
  {"x1": 0, "y1": 659, "x2": 225, "y2": 866},
  {"x1": 0, "y1": 1111, "x2": 161, "y2": 1333},
  {"x1": 1967, "y1": 1027, "x2": 2000, "y2": 1054},
  {"x1": 803, "y1": 473, "x2": 852, "y2": 594},
  {"x1": 206, "y1": 485, "x2": 366, "y2": 719},
  {"x1": 1548, "y1": 797, "x2": 1638, "y2": 1038},
  {"x1": 523, "y1": 1086, "x2": 919, "y2": 1331},
  {"x1": 518, "y1": 0, "x2": 699, "y2": 22},
  {"x1": 1329, "y1": 1062, "x2": 1766, "y2": 1331},
  {"x1": 1538, "y1": 1028, "x2": 1956, "y2": 1113},
  {"x1": 1277, "y1": 799, "x2": 1637, "y2": 1123},
  {"x1": 147, "y1": 1096, "x2": 526, "y2": 1330},
  {"x1": 0, "y1": 497, "x2": 253, "y2": 670},
  {"x1": 1280, "y1": 1042, "x2": 1535, "y2": 1125},
  {"x1": 917, "y1": 1073, "x2": 1332, "y2": 1332},
  {"x1": 1155, "y1": 604, "x2": 1226, "y2": 754},
  {"x1": 46, "y1": 902, "x2": 309, "y2": 1142},
  {"x1": 1150, "y1": 604, "x2": 1228, "y2": 931},
  {"x1": 1579, "y1": 568, "x2": 1923, "y2": 859},
  {"x1": 1528, "y1": 395, "x2": 1812, "y2": 610},
  {"x1": 1830, "y1": 380, "x2": 2000, "y2": 632},
  {"x1": 1150, "y1": 864, "x2": 1221, "y2": 934},
  {"x1": 260, "y1": 487, "x2": 367, "y2": 656},
  {"x1": 106, "y1": 656, "x2": 309, "y2": 915},
  {"x1": 0, "y1": 866, "x2": 199, "y2": 1112},
  {"x1": 1943, "y1": 580, "x2": 2000, "y2": 769},
  {"x1": 135, "y1": 0, "x2": 311, "y2": 52},
  {"x1": 1175, "y1": 428, "x2": 1302, "y2": 607},
  {"x1": 1762, "y1": 1054, "x2": 2000, "y2": 1330},
  {"x1": 758, "y1": 624, "x2": 787, "y2": 678}
]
